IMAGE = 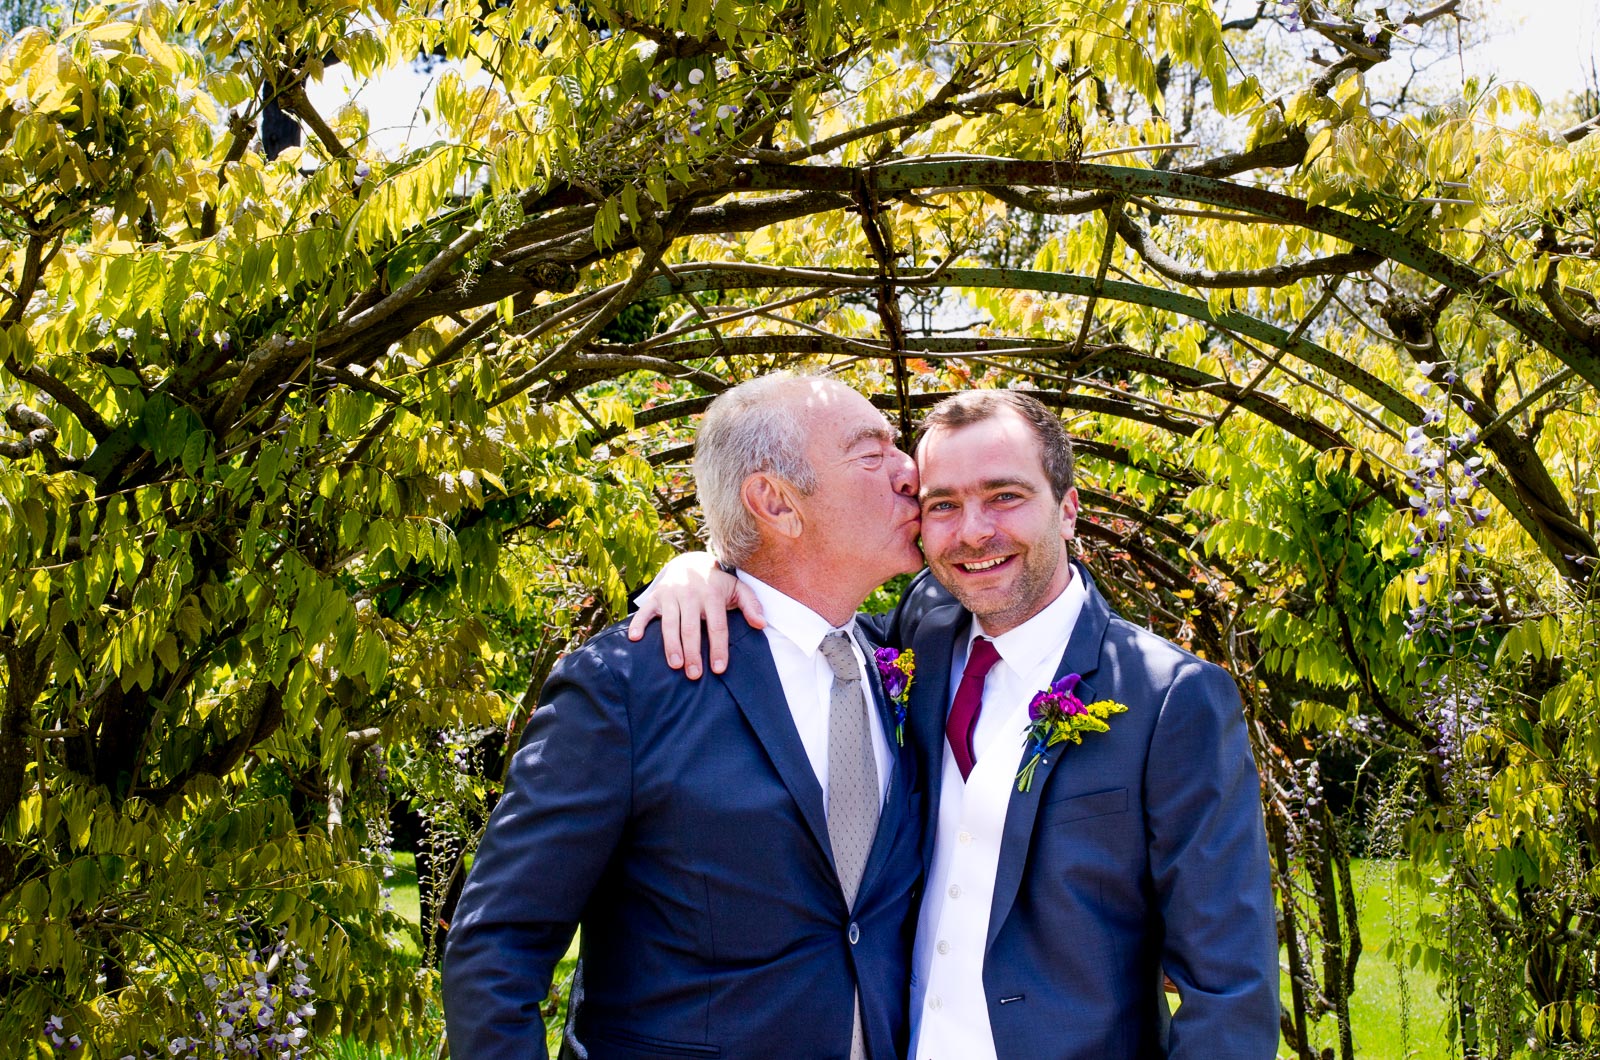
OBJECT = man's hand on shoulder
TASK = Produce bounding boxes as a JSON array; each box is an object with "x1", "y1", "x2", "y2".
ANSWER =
[{"x1": 627, "y1": 552, "x2": 765, "y2": 678}]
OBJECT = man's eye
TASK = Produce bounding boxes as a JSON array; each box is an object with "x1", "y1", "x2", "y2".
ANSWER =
[{"x1": 924, "y1": 500, "x2": 954, "y2": 513}]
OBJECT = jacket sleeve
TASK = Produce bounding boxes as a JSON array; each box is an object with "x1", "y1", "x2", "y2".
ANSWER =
[
  {"x1": 442, "y1": 646, "x2": 632, "y2": 1060},
  {"x1": 858, "y1": 567, "x2": 952, "y2": 646},
  {"x1": 1145, "y1": 660, "x2": 1280, "y2": 1059}
]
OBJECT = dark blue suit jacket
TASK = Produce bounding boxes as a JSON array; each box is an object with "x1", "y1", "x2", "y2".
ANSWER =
[
  {"x1": 443, "y1": 615, "x2": 925, "y2": 1060},
  {"x1": 885, "y1": 565, "x2": 1279, "y2": 1059}
]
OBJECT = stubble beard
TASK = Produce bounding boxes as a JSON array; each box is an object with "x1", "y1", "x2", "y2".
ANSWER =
[{"x1": 934, "y1": 541, "x2": 1069, "y2": 636}]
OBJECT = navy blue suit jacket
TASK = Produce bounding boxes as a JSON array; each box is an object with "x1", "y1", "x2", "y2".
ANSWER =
[
  {"x1": 443, "y1": 614, "x2": 925, "y2": 1060},
  {"x1": 884, "y1": 565, "x2": 1279, "y2": 1059}
]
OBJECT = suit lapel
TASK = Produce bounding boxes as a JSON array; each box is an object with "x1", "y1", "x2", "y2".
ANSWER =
[
  {"x1": 717, "y1": 617, "x2": 832, "y2": 861},
  {"x1": 854, "y1": 627, "x2": 906, "y2": 898},
  {"x1": 987, "y1": 563, "x2": 1112, "y2": 952},
  {"x1": 908, "y1": 602, "x2": 969, "y2": 828}
]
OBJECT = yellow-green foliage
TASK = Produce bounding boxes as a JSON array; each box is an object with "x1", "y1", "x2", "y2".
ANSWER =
[{"x1": 4, "y1": 0, "x2": 1600, "y2": 1052}]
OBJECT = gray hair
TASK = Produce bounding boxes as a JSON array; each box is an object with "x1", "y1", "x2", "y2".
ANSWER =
[{"x1": 695, "y1": 373, "x2": 820, "y2": 566}]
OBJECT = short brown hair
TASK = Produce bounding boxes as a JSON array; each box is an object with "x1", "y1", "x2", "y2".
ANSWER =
[{"x1": 916, "y1": 391, "x2": 1074, "y2": 499}]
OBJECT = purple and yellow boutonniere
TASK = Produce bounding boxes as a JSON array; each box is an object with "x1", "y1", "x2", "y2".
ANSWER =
[
  {"x1": 1015, "y1": 673, "x2": 1128, "y2": 792},
  {"x1": 874, "y1": 647, "x2": 915, "y2": 746}
]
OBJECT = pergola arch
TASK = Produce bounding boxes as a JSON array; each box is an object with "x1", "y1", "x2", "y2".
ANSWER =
[
  {"x1": 740, "y1": 160, "x2": 1600, "y2": 385},
  {"x1": 156, "y1": 152, "x2": 1590, "y2": 595},
  {"x1": 511, "y1": 252, "x2": 1583, "y2": 575},
  {"x1": 15, "y1": 0, "x2": 1600, "y2": 1050}
]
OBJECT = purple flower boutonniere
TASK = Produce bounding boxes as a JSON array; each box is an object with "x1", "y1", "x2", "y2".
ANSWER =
[
  {"x1": 1015, "y1": 673, "x2": 1128, "y2": 792},
  {"x1": 874, "y1": 647, "x2": 915, "y2": 746}
]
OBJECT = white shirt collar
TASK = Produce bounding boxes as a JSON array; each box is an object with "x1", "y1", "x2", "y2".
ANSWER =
[
  {"x1": 728, "y1": 573, "x2": 890, "y2": 804},
  {"x1": 736, "y1": 570, "x2": 851, "y2": 652},
  {"x1": 963, "y1": 563, "x2": 1087, "y2": 675}
]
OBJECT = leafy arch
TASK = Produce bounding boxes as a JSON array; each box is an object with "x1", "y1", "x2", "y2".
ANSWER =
[{"x1": 5, "y1": 0, "x2": 1600, "y2": 1055}]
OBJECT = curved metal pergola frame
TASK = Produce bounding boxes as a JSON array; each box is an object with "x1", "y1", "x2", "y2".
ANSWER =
[{"x1": 512, "y1": 257, "x2": 1586, "y2": 576}]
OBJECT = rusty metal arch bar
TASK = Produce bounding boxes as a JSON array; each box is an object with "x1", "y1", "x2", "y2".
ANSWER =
[
  {"x1": 730, "y1": 162, "x2": 1600, "y2": 392},
  {"x1": 520, "y1": 264, "x2": 1571, "y2": 569},
  {"x1": 526, "y1": 264, "x2": 1425, "y2": 425}
]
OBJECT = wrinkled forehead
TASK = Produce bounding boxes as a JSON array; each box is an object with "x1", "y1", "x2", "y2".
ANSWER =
[{"x1": 792, "y1": 379, "x2": 896, "y2": 448}]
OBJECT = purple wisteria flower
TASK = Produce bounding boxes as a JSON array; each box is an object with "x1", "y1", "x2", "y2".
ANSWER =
[
  {"x1": 44, "y1": 1015, "x2": 82, "y2": 1050},
  {"x1": 161, "y1": 936, "x2": 318, "y2": 1059}
]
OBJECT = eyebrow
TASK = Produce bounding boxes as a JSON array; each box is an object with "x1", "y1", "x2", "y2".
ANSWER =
[
  {"x1": 843, "y1": 423, "x2": 896, "y2": 450},
  {"x1": 920, "y1": 477, "x2": 1035, "y2": 500}
]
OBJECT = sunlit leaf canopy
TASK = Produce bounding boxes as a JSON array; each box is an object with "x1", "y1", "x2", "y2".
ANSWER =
[
  {"x1": 5, "y1": 0, "x2": 1600, "y2": 1052},
  {"x1": 4, "y1": 0, "x2": 1591, "y2": 572}
]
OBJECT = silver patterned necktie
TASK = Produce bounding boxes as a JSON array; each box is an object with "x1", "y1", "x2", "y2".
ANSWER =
[{"x1": 819, "y1": 630, "x2": 880, "y2": 1060}]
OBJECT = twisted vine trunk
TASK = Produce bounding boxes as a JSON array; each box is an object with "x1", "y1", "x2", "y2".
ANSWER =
[{"x1": 0, "y1": 635, "x2": 48, "y2": 892}]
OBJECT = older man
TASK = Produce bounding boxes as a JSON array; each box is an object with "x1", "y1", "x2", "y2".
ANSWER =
[
  {"x1": 444, "y1": 373, "x2": 927, "y2": 1059},
  {"x1": 639, "y1": 389, "x2": 1280, "y2": 1059}
]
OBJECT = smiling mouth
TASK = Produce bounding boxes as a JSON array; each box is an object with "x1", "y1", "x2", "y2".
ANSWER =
[{"x1": 958, "y1": 556, "x2": 1011, "y2": 573}]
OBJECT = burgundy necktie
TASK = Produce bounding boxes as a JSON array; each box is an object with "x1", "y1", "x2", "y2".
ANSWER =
[{"x1": 946, "y1": 637, "x2": 1001, "y2": 780}]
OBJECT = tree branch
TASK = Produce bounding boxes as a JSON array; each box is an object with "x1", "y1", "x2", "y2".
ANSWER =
[
  {"x1": 757, "y1": 83, "x2": 1022, "y2": 163},
  {"x1": 279, "y1": 82, "x2": 349, "y2": 160},
  {"x1": 0, "y1": 232, "x2": 44, "y2": 329},
  {"x1": 1539, "y1": 259, "x2": 1599, "y2": 345},
  {"x1": 0, "y1": 402, "x2": 61, "y2": 464},
  {"x1": 607, "y1": 8, "x2": 730, "y2": 58},
  {"x1": 5, "y1": 360, "x2": 111, "y2": 441},
  {"x1": 200, "y1": 111, "x2": 258, "y2": 240},
  {"x1": 492, "y1": 205, "x2": 689, "y2": 407},
  {"x1": 1117, "y1": 213, "x2": 1380, "y2": 288},
  {"x1": 569, "y1": 350, "x2": 729, "y2": 392},
  {"x1": 210, "y1": 224, "x2": 486, "y2": 430},
  {"x1": 133, "y1": 682, "x2": 284, "y2": 804},
  {"x1": 1402, "y1": 0, "x2": 1463, "y2": 29}
]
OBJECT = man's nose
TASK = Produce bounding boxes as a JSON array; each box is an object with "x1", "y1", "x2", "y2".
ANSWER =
[
  {"x1": 894, "y1": 451, "x2": 919, "y2": 495},
  {"x1": 958, "y1": 506, "x2": 995, "y2": 546}
]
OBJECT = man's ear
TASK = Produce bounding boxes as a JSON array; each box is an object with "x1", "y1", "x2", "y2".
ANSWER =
[
  {"x1": 743, "y1": 473, "x2": 803, "y2": 540},
  {"x1": 1059, "y1": 486, "x2": 1080, "y2": 541}
]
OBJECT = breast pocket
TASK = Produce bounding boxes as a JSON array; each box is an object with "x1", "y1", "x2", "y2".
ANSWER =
[
  {"x1": 585, "y1": 1026, "x2": 722, "y2": 1058},
  {"x1": 1042, "y1": 786, "x2": 1128, "y2": 827}
]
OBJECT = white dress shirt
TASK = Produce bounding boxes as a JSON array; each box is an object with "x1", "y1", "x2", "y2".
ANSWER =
[
  {"x1": 910, "y1": 570, "x2": 1088, "y2": 1060},
  {"x1": 737, "y1": 571, "x2": 892, "y2": 806}
]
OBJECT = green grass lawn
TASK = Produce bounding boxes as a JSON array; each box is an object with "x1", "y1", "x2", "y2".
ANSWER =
[
  {"x1": 379, "y1": 854, "x2": 1450, "y2": 1057},
  {"x1": 1281, "y1": 858, "x2": 1452, "y2": 1059},
  {"x1": 388, "y1": 852, "x2": 422, "y2": 957},
  {"x1": 341, "y1": 852, "x2": 577, "y2": 1056}
]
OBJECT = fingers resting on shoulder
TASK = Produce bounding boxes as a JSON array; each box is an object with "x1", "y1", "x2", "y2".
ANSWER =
[{"x1": 626, "y1": 552, "x2": 765, "y2": 678}]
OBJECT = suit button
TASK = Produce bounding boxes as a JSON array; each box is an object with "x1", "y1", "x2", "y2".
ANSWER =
[{"x1": 848, "y1": 922, "x2": 860, "y2": 945}]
